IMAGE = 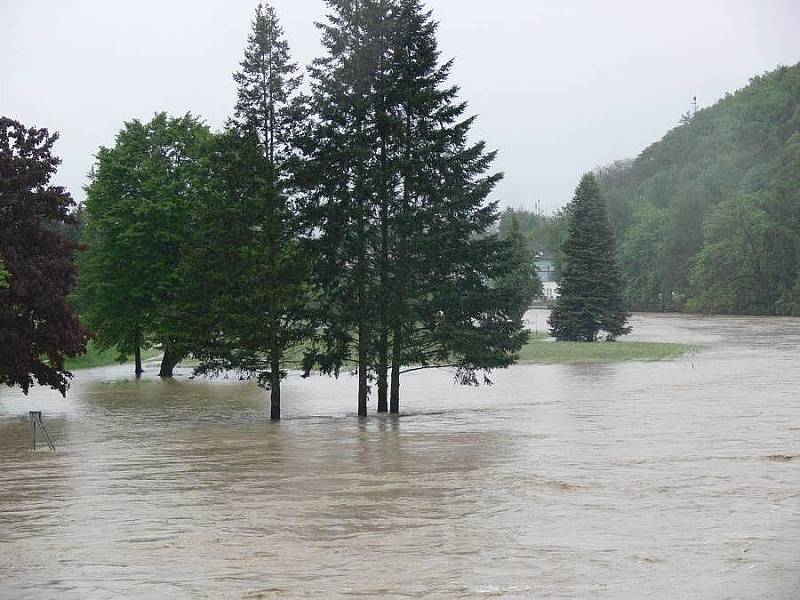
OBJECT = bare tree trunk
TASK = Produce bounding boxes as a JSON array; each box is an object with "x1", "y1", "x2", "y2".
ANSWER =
[
  {"x1": 134, "y1": 329, "x2": 143, "y2": 378},
  {"x1": 390, "y1": 327, "x2": 401, "y2": 414},
  {"x1": 377, "y1": 218, "x2": 389, "y2": 412},
  {"x1": 377, "y1": 351, "x2": 388, "y2": 412},
  {"x1": 158, "y1": 347, "x2": 182, "y2": 378},
  {"x1": 270, "y1": 351, "x2": 281, "y2": 421},
  {"x1": 358, "y1": 317, "x2": 369, "y2": 417}
]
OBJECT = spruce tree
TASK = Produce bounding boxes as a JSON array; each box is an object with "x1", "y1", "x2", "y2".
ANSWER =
[
  {"x1": 0, "y1": 258, "x2": 8, "y2": 289},
  {"x1": 189, "y1": 2, "x2": 310, "y2": 421},
  {"x1": 498, "y1": 216, "x2": 543, "y2": 322},
  {"x1": 384, "y1": 0, "x2": 532, "y2": 413},
  {"x1": 303, "y1": 0, "x2": 529, "y2": 415},
  {"x1": 302, "y1": 0, "x2": 391, "y2": 417},
  {"x1": 549, "y1": 173, "x2": 631, "y2": 341}
]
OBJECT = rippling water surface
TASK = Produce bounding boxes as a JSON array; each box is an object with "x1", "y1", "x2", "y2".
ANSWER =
[{"x1": 1, "y1": 311, "x2": 799, "y2": 599}]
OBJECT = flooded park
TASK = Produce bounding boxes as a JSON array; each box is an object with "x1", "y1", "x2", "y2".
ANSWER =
[{"x1": 1, "y1": 310, "x2": 799, "y2": 599}]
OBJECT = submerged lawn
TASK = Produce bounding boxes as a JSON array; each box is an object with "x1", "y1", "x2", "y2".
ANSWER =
[
  {"x1": 65, "y1": 335, "x2": 694, "y2": 372},
  {"x1": 518, "y1": 332, "x2": 694, "y2": 365},
  {"x1": 65, "y1": 342, "x2": 162, "y2": 371}
]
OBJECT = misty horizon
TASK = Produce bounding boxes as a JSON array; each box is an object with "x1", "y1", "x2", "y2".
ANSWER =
[{"x1": 3, "y1": 0, "x2": 800, "y2": 211}]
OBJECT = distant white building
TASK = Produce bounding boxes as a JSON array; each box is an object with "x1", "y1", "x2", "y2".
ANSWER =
[{"x1": 534, "y1": 252, "x2": 560, "y2": 301}]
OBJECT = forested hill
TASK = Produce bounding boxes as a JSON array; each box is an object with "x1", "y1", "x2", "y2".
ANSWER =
[{"x1": 598, "y1": 62, "x2": 800, "y2": 315}]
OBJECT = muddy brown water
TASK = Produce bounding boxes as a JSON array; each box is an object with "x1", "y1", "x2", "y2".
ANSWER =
[{"x1": 1, "y1": 311, "x2": 798, "y2": 599}]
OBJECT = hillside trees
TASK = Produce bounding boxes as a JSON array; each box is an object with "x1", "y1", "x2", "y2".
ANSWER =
[
  {"x1": 549, "y1": 173, "x2": 630, "y2": 341},
  {"x1": 0, "y1": 117, "x2": 89, "y2": 395},
  {"x1": 687, "y1": 194, "x2": 782, "y2": 314},
  {"x1": 76, "y1": 113, "x2": 214, "y2": 377},
  {"x1": 599, "y1": 63, "x2": 800, "y2": 314},
  {"x1": 619, "y1": 202, "x2": 668, "y2": 310}
]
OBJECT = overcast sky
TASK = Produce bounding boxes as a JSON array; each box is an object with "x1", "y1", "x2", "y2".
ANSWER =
[{"x1": 3, "y1": 0, "x2": 799, "y2": 211}]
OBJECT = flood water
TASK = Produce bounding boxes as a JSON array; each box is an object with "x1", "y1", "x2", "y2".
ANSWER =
[{"x1": 1, "y1": 311, "x2": 798, "y2": 599}]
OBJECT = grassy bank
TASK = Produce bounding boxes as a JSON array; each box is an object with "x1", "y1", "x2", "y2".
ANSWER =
[
  {"x1": 65, "y1": 342, "x2": 162, "y2": 371},
  {"x1": 65, "y1": 335, "x2": 693, "y2": 373},
  {"x1": 518, "y1": 332, "x2": 694, "y2": 365}
]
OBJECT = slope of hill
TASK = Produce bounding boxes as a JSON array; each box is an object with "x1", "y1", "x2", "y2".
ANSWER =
[{"x1": 599, "y1": 62, "x2": 800, "y2": 314}]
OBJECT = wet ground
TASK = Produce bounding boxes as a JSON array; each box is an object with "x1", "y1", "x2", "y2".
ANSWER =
[{"x1": 1, "y1": 311, "x2": 798, "y2": 599}]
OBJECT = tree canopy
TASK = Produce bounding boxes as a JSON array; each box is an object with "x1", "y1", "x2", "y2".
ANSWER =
[
  {"x1": 76, "y1": 112, "x2": 214, "y2": 377},
  {"x1": 301, "y1": 0, "x2": 529, "y2": 415},
  {"x1": 0, "y1": 117, "x2": 88, "y2": 395}
]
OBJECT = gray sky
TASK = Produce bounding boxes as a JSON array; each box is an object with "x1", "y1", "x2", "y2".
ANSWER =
[{"x1": 3, "y1": 1, "x2": 799, "y2": 212}]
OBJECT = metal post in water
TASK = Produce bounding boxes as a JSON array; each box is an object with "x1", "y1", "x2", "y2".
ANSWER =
[
  {"x1": 29, "y1": 411, "x2": 55, "y2": 451},
  {"x1": 30, "y1": 412, "x2": 37, "y2": 451}
]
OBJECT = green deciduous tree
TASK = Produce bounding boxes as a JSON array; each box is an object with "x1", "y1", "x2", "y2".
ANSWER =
[
  {"x1": 619, "y1": 202, "x2": 668, "y2": 310},
  {"x1": 549, "y1": 173, "x2": 631, "y2": 341},
  {"x1": 688, "y1": 193, "x2": 790, "y2": 314},
  {"x1": 76, "y1": 112, "x2": 214, "y2": 377},
  {"x1": 0, "y1": 117, "x2": 89, "y2": 395}
]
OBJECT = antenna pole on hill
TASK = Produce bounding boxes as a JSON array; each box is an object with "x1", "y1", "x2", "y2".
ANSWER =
[{"x1": 692, "y1": 95, "x2": 698, "y2": 116}]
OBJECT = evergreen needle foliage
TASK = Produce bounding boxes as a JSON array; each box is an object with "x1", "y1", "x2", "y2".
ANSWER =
[
  {"x1": 302, "y1": 0, "x2": 529, "y2": 415},
  {"x1": 185, "y1": 2, "x2": 311, "y2": 421},
  {"x1": 549, "y1": 173, "x2": 631, "y2": 341}
]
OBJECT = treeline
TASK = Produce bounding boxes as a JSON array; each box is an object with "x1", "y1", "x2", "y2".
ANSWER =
[
  {"x1": 599, "y1": 63, "x2": 800, "y2": 315},
  {"x1": 497, "y1": 207, "x2": 568, "y2": 274},
  {"x1": 504, "y1": 64, "x2": 800, "y2": 316},
  {"x1": 72, "y1": 1, "x2": 539, "y2": 418}
]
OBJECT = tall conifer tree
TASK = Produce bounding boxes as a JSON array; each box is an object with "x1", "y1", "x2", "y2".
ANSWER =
[
  {"x1": 303, "y1": 0, "x2": 529, "y2": 415},
  {"x1": 549, "y1": 173, "x2": 631, "y2": 341},
  {"x1": 190, "y1": 2, "x2": 310, "y2": 421},
  {"x1": 388, "y1": 1, "x2": 529, "y2": 413},
  {"x1": 302, "y1": 0, "x2": 392, "y2": 417}
]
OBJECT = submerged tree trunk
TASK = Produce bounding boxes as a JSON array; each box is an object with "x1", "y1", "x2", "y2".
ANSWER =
[
  {"x1": 134, "y1": 329, "x2": 143, "y2": 378},
  {"x1": 158, "y1": 347, "x2": 182, "y2": 378},
  {"x1": 377, "y1": 118, "x2": 390, "y2": 414},
  {"x1": 377, "y1": 219, "x2": 389, "y2": 412},
  {"x1": 390, "y1": 327, "x2": 401, "y2": 414},
  {"x1": 377, "y1": 355, "x2": 388, "y2": 412},
  {"x1": 377, "y1": 274, "x2": 389, "y2": 412},
  {"x1": 358, "y1": 316, "x2": 369, "y2": 417},
  {"x1": 270, "y1": 351, "x2": 281, "y2": 421}
]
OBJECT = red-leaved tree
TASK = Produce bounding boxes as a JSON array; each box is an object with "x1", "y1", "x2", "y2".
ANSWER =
[{"x1": 0, "y1": 117, "x2": 88, "y2": 395}]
